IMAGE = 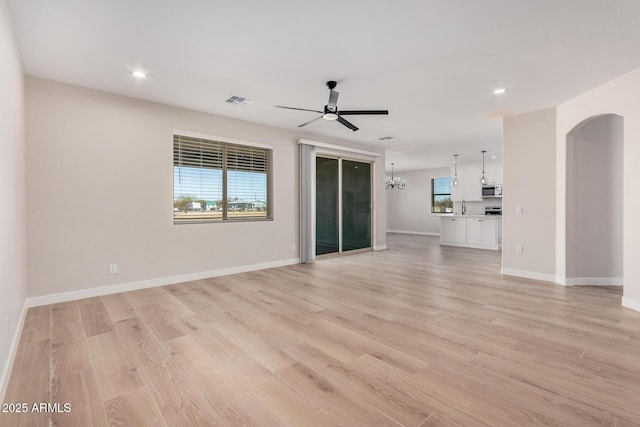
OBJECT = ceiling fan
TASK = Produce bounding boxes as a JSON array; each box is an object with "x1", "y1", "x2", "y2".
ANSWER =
[{"x1": 275, "y1": 81, "x2": 389, "y2": 132}]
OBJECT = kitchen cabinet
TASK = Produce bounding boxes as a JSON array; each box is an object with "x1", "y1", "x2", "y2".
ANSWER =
[
  {"x1": 440, "y1": 217, "x2": 467, "y2": 244},
  {"x1": 440, "y1": 216, "x2": 502, "y2": 250},
  {"x1": 467, "y1": 217, "x2": 499, "y2": 247},
  {"x1": 464, "y1": 164, "x2": 483, "y2": 201},
  {"x1": 450, "y1": 165, "x2": 482, "y2": 202},
  {"x1": 483, "y1": 163, "x2": 503, "y2": 185}
]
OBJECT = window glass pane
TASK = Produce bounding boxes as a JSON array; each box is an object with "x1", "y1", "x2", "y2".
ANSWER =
[
  {"x1": 431, "y1": 176, "x2": 453, "y2": 213},
  {"x1": 433, "y1": 195, "x2": 453, "y2": 213},
  {"x1": 173, "y1": 134, "x2": 271, "y2": 223},
  {"x1": 433, "y1": 176, "x2": 451, "y2": 195},
  {"x1": 173, "y1": 166, "x2": 223, "y2": 222},
  {"x1": 227, "y1": 170, "x2": 268, "y2": 219}
]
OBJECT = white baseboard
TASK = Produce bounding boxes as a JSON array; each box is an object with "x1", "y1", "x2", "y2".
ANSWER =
[
  {"x1": 26, "y1": 258, "x2": 301, "y2": 308},
  {"x1": 387, "y1": 230, "x2": 440, "y2": 237},
  {"x1": 622, "y1": 296, "x2": 640, "y2": 313},
  {"x1": 0, "y1": 300, "x2": 28, "y2": 403},
  {"x1": 503, "y1": 269, "x2": 625, "y2": 288},
  {"x1": 441, "y1": 241, "x2": 501, "y2": 251},
  {"x1": 501, "y1": 267, "x2": 557, "y2": 284},
  {"x1": 373, "y1": 245, "x2": 387, "y2": 251},
  {"x1": 562, "y1": 277, "x2": 623, "y2": 286}
]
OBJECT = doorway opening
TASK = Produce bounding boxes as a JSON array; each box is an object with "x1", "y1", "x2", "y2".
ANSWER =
[{"x1": 566, "y1": 114, "x2": 623, "y2": 286}]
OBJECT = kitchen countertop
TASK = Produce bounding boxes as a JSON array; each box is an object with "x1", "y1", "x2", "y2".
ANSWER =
[{"x1": 439, "y1": 214, "x2": 502, "y2": 218}]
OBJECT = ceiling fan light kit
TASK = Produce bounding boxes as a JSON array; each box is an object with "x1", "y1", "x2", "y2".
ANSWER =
[{"x1": 275, "y1": 81, "x2": 388, "y2": 132}]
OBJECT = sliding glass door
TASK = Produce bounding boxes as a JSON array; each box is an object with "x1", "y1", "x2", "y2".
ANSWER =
[
  {"x1": 316, "y1": 157, "x2": 339, "y2": 255},
  {"x1": 342, "y1": 160, "x2": 371, "y2": 252},
  {"x1": 316, "y1": 157, "x2": 371, "y2": 256}
]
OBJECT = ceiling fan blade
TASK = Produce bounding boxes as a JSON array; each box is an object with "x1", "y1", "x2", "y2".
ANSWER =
[
  {"x1": 338, "y1": 110, "x2": 389, "y2": 115},
  {"x1": 327, "y1": 90, "x2": 339, "y2": 110},
  {"x1": 275, "y1": 105, "x2": 323, "y2": 113},
  {"x1": 337, "y1": 116, "x2": 359, "y2": 132},
  {"x1": 297, "y1": 116, "x2": 323, "y2": 128}
]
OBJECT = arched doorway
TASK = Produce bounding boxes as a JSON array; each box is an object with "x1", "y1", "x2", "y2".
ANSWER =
[{"x1": 566, "y1": 114, "x2": 623, "y2": 286}]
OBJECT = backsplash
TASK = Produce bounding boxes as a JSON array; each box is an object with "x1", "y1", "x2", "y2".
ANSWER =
[{"x1": 454, "y1": 198, "x2": 502, "y2": 215}]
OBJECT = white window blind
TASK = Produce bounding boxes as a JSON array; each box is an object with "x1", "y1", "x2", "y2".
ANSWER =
[{"x1": 173, "y1": 134, "x2": 272, "y2": 223}]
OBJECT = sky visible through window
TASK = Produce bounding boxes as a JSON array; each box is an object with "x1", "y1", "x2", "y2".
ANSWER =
[
  {"x1": 173, "y1": 166, "x2": 267, "y2": 202},
  {"x1": 433, "y1": 177, "x2": 451, "y2": 195}
]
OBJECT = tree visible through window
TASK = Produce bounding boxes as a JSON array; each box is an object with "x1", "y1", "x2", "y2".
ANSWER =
[
  {"x1": 173, "y1": 134, "x2": 272, "y2": 223},
  {"x1": 431, "y1": 177, "x2": 453, "y2": 213}
]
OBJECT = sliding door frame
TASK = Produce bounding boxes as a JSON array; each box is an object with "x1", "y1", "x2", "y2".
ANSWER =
[{"x1": 315, "y1": 154, "x2": 373, "y2": 259}]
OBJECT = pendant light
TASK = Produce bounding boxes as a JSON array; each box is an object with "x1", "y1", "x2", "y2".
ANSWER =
[
  {"x1": 385, "y1": 163, "x2": 406, "y2": 190},
  {"x1": 480, "y1": 150, "x2": 487, "y2": 185},
  {"x1": 452, "y1": 154, "x2": 459, "y2": 187}
]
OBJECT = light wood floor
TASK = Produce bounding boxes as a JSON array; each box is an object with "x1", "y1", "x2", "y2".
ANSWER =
[{"x1": 3, "y1": 233, "x2": 640, "y2": 426}]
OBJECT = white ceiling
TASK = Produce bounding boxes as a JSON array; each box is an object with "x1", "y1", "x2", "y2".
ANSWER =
[{"x1": 8, "y1": 0, "x2": 640, "y2": 171}]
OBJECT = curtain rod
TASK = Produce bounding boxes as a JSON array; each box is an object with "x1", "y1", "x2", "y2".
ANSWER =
[{"x1": 298, "y1": 139, "x2": 381, "y2": 157}]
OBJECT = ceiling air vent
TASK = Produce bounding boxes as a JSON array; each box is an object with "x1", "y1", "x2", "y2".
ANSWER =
[
  {"x1": 378, "y1": 136, "x2": 395, "y2": 141},
  {"x1": 225, "y1": 95, "x2": 253, "y2": 105}
]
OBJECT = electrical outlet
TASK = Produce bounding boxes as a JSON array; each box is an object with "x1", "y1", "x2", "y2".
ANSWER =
[
  {"x1": 109, "y1": 264, "x2": 118, "y2": 274},
  {"x1": 292, "y1": 243, "x2": 297, "y2": 252},
  {"x1": 516, "y1": 206, "x2": 523, "y2": 216},
  {"x1": 515, "y1": 245, "x2": 524, "y2": 254}
]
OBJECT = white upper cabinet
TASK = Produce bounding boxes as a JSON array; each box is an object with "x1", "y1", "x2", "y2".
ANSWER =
[
  {"x1": 483, "y1": 163, "x2": 503, "y2": 185},
  {"x1": 450, "y1": 165, "x2": 482, "y2": 201},
  {"x1": 464, "y1": 164, "x2": 483, "y2": 201}
]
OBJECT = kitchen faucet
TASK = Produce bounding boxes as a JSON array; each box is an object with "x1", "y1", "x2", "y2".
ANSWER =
[{"x1": 462, "y1": 200, "x2": 466, "y2": 215}]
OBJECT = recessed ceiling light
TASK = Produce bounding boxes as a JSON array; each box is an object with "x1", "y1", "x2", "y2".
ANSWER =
[
  {"x1": 131, "y1": 70, "x2": 147, "y2": 79},
  {"x1": 493, "y1": 88, "x2": 508, "y2": 95}
]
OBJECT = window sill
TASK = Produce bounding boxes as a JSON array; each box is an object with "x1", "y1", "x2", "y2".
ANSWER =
[{"x1": 174, "y1": 217, "x2": 273, "y2": 225}]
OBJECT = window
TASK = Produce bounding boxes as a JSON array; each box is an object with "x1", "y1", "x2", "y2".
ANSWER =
[
  {"x1": 173, "y1": 134, "x2": 272, "y2": 223},
  {"x1": 431, "y1": 176, "x2": 453, "y2": 213}
]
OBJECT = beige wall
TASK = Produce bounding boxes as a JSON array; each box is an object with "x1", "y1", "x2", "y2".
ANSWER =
[
  {"x1": 502, "y1": 108, "x2": 557, "y2": 280},
  {"x1": 556, "y1": 68, "x2": 640, "y2": 308},
  {"x1": 503, "y1": 67, "x2": 640, "y2": 311},
  {"x1": 386, "y1": 167, "x2": 449, "y2": 235},
  {"x1": 0, "y1": 0, "x2": 27, "y2": 395},
  {"x1": 26, "y1": 77, "x2": 386, "y2": 299}
]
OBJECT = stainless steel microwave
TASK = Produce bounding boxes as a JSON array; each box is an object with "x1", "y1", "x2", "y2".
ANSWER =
[{"x1": 482, "y1": 185, "x2": 502, "y2": 198}]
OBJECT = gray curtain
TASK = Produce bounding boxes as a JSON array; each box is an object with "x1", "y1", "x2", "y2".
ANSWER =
[{"x1": 300, "y1": 143, "x2": 316, "y2": 263}]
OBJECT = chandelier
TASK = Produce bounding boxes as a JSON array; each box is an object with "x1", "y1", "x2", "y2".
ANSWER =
[{"x1": 385, "y1": 163, "x2": 406, "y2": 190}]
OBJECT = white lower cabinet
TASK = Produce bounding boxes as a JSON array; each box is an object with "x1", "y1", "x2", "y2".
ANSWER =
[
  {"x1": 440, "y1": 216, "x2": 501, "y2": 250},
  {"x1": 467, "y1": 218, "x2": 498, "y2": 246},
  {"x1": 440, "y1": 217, "x2": 467, "y2": 243}
]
